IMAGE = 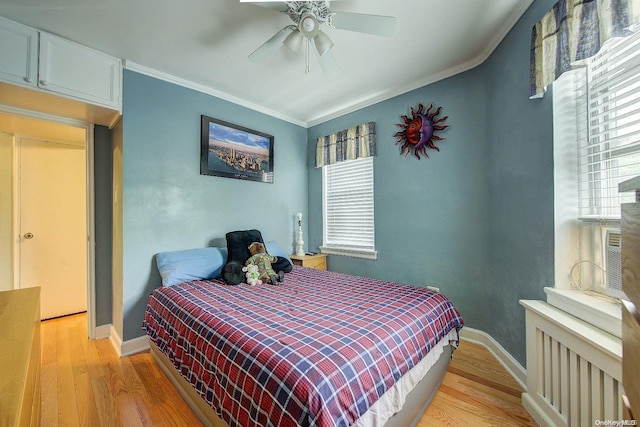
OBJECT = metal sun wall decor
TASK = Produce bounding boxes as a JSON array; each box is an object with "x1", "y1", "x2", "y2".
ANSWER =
[{"x1": 394, "y1": 103, "x2": 449, "y2": 160}]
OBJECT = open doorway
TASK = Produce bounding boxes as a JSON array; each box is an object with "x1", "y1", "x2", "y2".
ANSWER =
[
  {"x1": 18, "y1": 135, "x2": 87, "y2": 319},
  {"x1": 0, "y1": 111, "x2": 96, "y2": 335}
]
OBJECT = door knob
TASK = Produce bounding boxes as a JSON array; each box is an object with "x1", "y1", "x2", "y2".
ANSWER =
[{"x1": 23, "y1": 233, "x2": 34, "y2": 239}]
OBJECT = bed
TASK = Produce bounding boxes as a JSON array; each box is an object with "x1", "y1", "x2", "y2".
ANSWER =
[{"x1": 143, "y1": 260, "x2": 463, "y2": 427}]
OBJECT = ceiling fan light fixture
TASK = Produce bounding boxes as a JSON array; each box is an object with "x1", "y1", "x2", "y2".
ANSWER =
[
  {"x1": 248, "y1": 0, "x2": 397, "y2": 76},
  {"x1": 283, "y1": 29, "x2": 303, "y2": 54},
  {"x1": 302, "y1": 16, "x2": 316, "y2": 32},
  {"x1": 298, "y1": 12, "x2": 320, "y2": 39},
  {"x1": 314, "y1": 30, "x2": 334, "y2": 56}
]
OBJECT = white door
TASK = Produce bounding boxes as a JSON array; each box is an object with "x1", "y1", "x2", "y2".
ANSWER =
[{"x1": 19, "y1": 137, "x2": 87, "y2": 319}]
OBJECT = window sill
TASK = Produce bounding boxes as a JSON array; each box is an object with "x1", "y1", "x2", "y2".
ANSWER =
[
  {"x1": 544, "y1": 287, "x2": 622, "y2": 338},
  {"x1": 319, "y1": 246, "x2": 377, "y2": 260}
]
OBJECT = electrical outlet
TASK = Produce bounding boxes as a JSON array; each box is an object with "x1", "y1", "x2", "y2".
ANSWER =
[{"x1": 427, "y1": 285, "x2": 440, "y2": 292}]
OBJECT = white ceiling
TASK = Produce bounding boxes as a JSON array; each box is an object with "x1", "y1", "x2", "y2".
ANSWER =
[{"x1": 0, "y1": 0, "x2": 533, "y2": 127}]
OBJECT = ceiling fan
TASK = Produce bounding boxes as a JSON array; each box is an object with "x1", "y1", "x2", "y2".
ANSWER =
[{"x1": 241, "y1": 0, "x2": 398, "y2": 77}]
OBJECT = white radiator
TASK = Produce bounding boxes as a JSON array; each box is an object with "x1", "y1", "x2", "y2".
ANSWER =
[{"x1": 520, "y1": 300, "x2": 624, "y2": 427}]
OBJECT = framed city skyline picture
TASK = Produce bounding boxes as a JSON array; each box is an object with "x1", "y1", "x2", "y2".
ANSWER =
[{"x1": 200, "y1": 115, "x2": 274, "y2": 183}]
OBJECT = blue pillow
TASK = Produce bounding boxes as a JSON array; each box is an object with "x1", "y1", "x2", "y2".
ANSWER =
[
  {"x1": 265, "y1": 241, "x2": 292, "y2": 265},
  {"x1": 156, "y1": 247, "x2": 228, "y2": 287}
]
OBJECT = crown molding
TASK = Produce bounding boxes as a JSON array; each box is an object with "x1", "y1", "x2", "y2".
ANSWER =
[
  {"x1": 305, "y1": 0, "x2": 534, "y2": 127},
  {"x1": 124, "y1": 0, "x2": 534, "y2": 129},
  {"x1": 123, "y1": 61, "x2": 307, "y2": 128}
]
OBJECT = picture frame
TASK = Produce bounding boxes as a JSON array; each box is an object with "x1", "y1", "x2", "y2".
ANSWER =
[{"x1": 200, "y1": 115, "x2": 274, "y2": 183}]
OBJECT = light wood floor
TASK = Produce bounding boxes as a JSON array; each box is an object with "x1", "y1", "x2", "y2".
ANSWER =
[{"x1": 41, "y1": 313, "x2": 537, "y2": 426}]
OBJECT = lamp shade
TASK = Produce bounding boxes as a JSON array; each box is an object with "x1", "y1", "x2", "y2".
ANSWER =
[
  {"x1": 314, "y1": 30, "x2": 334, "y2": 56},
  {"x1": 283, "y1": 29, "x2": 303, "y2": 54}
]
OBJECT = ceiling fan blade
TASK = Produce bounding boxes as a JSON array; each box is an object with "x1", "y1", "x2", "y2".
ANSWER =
[
  {"x1": 248, "y1": 27, "x2": 293, "y2": 62},
  {"x1": 239, "y1": 1, "x2": 289, "y2": 12},
  {"x1": 315, "y1": 45, "x2": 339, "y2": 78},
  {"x1": 239, "y1": 0, "x2": 343, "y2": 11},
  {"x1": 329, "y1": 11, "x2": 398, "y2": 37}
]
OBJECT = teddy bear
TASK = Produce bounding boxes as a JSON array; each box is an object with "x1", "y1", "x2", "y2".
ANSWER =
[
  {"x1": 245, "y1": 241, "x2": 284, "y2": 285},
  {"x1": 242, "y1": 263, "x2": 262, "y2": 286}
]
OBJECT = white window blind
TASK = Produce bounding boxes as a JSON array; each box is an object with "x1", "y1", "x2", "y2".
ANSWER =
[
  {"x1": 322, "y1": 156, "x2": 376, "y2": 259},
  {"x1": 577, "y1": 31, "x2": 640, "y2": 219}
]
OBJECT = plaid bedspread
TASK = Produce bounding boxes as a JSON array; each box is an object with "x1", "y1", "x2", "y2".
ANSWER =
[{"x1": 143, "y1": 266, "x2": 464, "y2": 427}]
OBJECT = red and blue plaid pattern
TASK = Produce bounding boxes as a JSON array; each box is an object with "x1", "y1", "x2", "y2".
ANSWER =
[{"x1": 143, "y1": 266, "x2": 463, "y2": 427}]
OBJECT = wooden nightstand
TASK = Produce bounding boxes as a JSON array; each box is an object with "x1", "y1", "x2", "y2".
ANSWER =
[{"x1": 290, "y1": 253, "x2": 328, "y2": 271}]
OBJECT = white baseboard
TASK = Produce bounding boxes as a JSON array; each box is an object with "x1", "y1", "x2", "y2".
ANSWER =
[
  {"x1": 522, "y1": 392, "x2": 555, "y2": 427},
  {"x1": 120, "y1": 335, "x2": 150, "y2": 357},
  {"x1": 108, "y1": 325, "x2": 123, "y2": 356},
  {"x1": 459, "y1": 327, "x2": 527, "y2": 390},
  {"x1": 94, "y1": 324, "x2": 111, "y2": 340},
  {"x1": 108, "y1": 325, "x2": 150, "y2": 357}
]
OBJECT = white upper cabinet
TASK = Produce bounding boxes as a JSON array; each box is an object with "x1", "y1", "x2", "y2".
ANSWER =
[
  {"x1": 39, "y1": 33, "x2": 122, "y2": 110},
  {"x1": 0, "y1": 17, "x2": 122, "y2": 111},
  {"x1": 0, "y1": 17, "x2": 38, "y2": 87}
]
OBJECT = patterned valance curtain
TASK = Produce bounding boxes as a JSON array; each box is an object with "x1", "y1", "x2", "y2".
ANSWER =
[
  {"x1": 315, "y1": 122, "x2": 376, "y2": 168},
  {"x1": 530, "y1": 0, "x2": 640, "y2": 98}
]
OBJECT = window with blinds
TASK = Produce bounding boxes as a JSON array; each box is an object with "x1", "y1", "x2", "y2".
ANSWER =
[
  {"x1": 321, "y1": 156, "x2": 376, "y2": 259},
  {"x1": 554, "y1": 30, "x2": 640, "y2": 295},
  {"x1": 577, "y1": 31, "x2": 640, "y2": 219}
]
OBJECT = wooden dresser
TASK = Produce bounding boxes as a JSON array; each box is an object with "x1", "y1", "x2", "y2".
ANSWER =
[
  {"x1": 620, "y1": 176, "x2": 640, "y2": 420},
  {"x1": 0, "y1": 287, "x2": 41, "y2": 427},
  {"x1": 290, "y1": 253, "x2": 328, "y2": 270}
]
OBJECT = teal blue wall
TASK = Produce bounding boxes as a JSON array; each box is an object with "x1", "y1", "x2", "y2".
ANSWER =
[
  {"x1": 307, "y1": 0, "x2": 555, "y2": 365},
  {"x1": 113, "y1": 0, "x2": 557, "y2": 362},
  {"x1": 307, "y1": 68, "x2": 493, "y2": 332},
  {"x1": 483, "y1": 0, "x2": 556, "y2": 363},
  {"x1": 120, "y1": 70, "x2": 308, "y2": 340}
]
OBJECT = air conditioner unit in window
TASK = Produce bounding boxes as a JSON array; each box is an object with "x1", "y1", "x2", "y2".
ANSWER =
[{"x1": 604, "y1": 229, "x2": 626, "y2": 299}]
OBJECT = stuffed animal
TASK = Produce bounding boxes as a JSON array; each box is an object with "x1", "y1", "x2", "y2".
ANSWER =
[
  {"x1": 245, "y1": 241, "x2": 284, "y2": 285},
  {"x1": 242, "y1": 264, "x2": 262, "y2": 286}
]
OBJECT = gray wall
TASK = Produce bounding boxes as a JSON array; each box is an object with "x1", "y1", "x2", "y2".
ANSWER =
[
  {"x1": 94, "y1": 124, "x2": 113, "y2": 326},
  {"x1": 119, "y1": 70, "x2": 308, "y2": 340},
  {"x1": 307, "y1": 0, "x2": 555, "y2": 365}
]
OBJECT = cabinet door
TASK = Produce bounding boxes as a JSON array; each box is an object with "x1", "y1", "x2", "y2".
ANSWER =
[
  {"x1": 0, "y1": 17, "x2": 38, "y2": 87},
  {"x1": 39, "y1": 33, "x2": 122, "y2": 109}
]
